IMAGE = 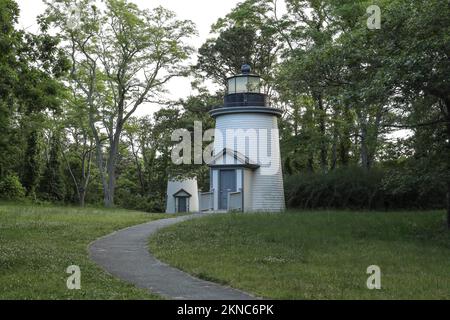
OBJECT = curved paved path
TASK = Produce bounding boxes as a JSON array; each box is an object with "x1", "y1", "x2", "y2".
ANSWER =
[{"x1": 89, "y1": 214, "x2": 258, "y2": 300}]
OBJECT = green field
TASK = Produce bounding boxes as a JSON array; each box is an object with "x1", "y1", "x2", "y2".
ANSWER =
[
  {"x1": 0, "y1": 203, "x2": 165, "y2": 300},
  {"x1": 149, "y1": 211, "x2": 450, "y2": 299}
]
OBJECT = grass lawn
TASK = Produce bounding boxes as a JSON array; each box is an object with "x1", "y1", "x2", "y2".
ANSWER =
[
  {"x1": 149, "y1": 210, "x2": 450, "y2": 299},
  {"x1": 0, "y1": 202, "x2": 166, "y2": 300}
]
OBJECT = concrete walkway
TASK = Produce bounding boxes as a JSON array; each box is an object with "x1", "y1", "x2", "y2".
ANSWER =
[{"x1": 89, "y1": 214, "x2": 258, "y2": 300}]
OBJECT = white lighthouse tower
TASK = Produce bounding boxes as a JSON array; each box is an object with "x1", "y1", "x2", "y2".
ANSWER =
[{"x1": 205, "y1": 64, "x2": 285, "y2": 212}]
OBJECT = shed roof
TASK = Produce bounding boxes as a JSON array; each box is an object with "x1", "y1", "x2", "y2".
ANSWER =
[{"x1": 173, "y1": 188, "x2": 192, "y2": 198}]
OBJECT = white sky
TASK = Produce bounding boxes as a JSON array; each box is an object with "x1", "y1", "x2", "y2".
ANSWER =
[{"x1": 16, "y1": 0, "x2": 243, "y2": 117}]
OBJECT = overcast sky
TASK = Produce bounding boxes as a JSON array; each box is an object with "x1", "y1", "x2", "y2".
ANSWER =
[{"x1": 16, "y1": 0, "x2": 243, "y2": 117}]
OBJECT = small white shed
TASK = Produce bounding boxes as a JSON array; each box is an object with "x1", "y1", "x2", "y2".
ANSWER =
[{"x1": 165, "y1": 178, "x2": 199, "y2": 214}]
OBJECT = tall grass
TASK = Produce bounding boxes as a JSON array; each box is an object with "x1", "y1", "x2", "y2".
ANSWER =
[
  {"x1": 0, "y1": 203, "x2": 165, "y2": 299},
  {"x1": 150, "y1": 210, "x2": 450, "y2": 299}
]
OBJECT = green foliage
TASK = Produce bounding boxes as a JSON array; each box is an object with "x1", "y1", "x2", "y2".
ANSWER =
[
  {"x1": 382, "y1": 157, "x2": 449, "y2": 209},
  {"x1": 0, "y1": 174, "x2": 26, "y2": 200},
  {"x1": 39, "y1": 132, "x2": 66, "y2": 201},
  {"x1": 285, "y1": 166, "x2": 446, "y2": 210},
  {"x1": 117, "y1": 193, "x2": 164, "y2": 213},
  {"x1": 42, "y1": 0, "x2": 197, "y2": 207},
  {"x1": 196, "y1": 0, "x2": 281, "y2": 89},
  {"x1": 0, "y1": 0, "x2": 67, "y2": 198},
  {"x1": 21, "y1": 130, "x2": 41, "y2": 196},
  {"x1": 0, "y1": 0, "x2": 21, "y2": 177}
]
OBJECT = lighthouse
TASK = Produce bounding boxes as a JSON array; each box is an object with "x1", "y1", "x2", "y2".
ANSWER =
[{"x1": 203, "y1": 64, "x2": 285, "y2": 212}]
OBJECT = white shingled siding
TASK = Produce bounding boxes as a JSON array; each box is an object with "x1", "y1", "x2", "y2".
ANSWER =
[
  {"x1": 251, "y1": 167, "x2": 285, "y2": 212},
  {"x1": 213, "y1": 113, "x2": 285, "y2": 212},
  {"x1": 165, "y1": 178, "x2": 199, "y2": 214},
  {"x1": 214, "y1": 113, "x2": 277, "y2": 163},
  {"x1": 243, "y1": 168, "x2": 253, "y2": 211}
]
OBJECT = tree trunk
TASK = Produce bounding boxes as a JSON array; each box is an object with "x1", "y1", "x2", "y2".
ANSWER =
[
  {"x1": 357, "y1": 109, "x2": 370, "y2": 171},
  {"x1": 339, "y1": 107, "x2": 352, "y2": 167},
  {"x1": 339, "y1": 137, "x2": 350, "y2": 166},
  {"x1": 88, "y1": 108, "x2": 110, "y2": 207},
  {"x1": 105, "y1": 129, "x2": 122, "y2": 208},
  {"x1": 79, "y1": 149, "x2": 92, "y2": 207},
  {"x1": 307, "y1": 156, "x2": 314, "y2": 172},
  {"x1": 316, "y1": 94, "x2": 328, "y2": 172},
  {"x1": 78, "y1": 178, "x2": 91, "y2": 207},
  {"x1": 366, "y1": 106, "x2": 384, "y2": 170},
  {"x1": 360, "y1": 125, "x2": 370, "y2": 170},
  {"x1": 79, "y1": 188, "x2": 86, "y2": 207},
  {"x1": 129, "y1": 137, "x2": 145, "y2": 195},
  {"x1": 331, "y1": 138, "x2": 337, "y2": 170},
  {"x1": 105, "y1": 150, "x2": 116, "y2": 208},
  {"x1": 95, "y1": 140, "x2": 110, "y2": 207},
  {"x1": 331, "y1": 109, "x2": 339, "y2": 170}
]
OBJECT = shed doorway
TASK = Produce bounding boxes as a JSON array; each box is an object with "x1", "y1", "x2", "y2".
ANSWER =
[{"x1": 178, "y1": 197, "x2": 187, "y2": 213}]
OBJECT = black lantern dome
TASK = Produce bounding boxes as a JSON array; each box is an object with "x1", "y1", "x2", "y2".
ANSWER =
[
  {"x1": 224, "y1": 64, "x2": 267, "y2": 107},
  {"x1": 241, "y1": 64, "x2": 252, "y2": 74}
]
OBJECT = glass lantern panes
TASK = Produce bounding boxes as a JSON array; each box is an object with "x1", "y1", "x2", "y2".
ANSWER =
[
  {"x1": 235, "y1": 76, "x2": 247, "y2": 93},
  {"x1": 247, "y1": 76, "x2": 260, "y2": 93},
  {"x1": 228, "y1": 78, "x2": 236, "y2": 94},
  {"x1": 227, "y1": 75, "x2": 261, "y2": 94}
]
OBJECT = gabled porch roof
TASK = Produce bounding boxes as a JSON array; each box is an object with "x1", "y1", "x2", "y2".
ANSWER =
[{"x1": 208, "y1": 148, "x2": 260, "y2": 170}]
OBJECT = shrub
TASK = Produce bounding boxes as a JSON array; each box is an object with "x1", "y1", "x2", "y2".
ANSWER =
[
  {"x1": 114, "y1": 176, "x2": 165, "y2": 213},
  {"x1": 284, "y1": 166, "x2": 446, "y2": 210},
  {"x1": 0, "y1": 174, "x2": 26, "y2": 200},
  {"x1": 116, "y1": 193, "x2": 164, "y2": 213}
]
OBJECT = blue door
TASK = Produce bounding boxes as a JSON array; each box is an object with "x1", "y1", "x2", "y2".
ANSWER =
[
  {"x1": 219, "y1": 170, "x2": 236, "y2": 210},
  {"x1": 178, "y1": 197, "x2": 188, "y2": 213}
]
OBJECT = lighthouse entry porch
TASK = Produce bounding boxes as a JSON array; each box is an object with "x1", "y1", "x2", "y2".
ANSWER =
[
  {"x1": 204, "y1": 167, "x2": 244, "y2": 212},
  {"x1": 199, "y1": 148, "x2": 260, "y2": 213}
]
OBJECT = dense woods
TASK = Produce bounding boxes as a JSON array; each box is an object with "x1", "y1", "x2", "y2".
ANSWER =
[{"x1": 0, "y1": 0, "x2": 449, "y2": 226}]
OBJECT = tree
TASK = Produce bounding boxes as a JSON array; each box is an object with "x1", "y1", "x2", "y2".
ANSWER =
[
  {"x1": 275, "y1": 0, "x2": 339, "y2": 172},
  {"x1": 22, "y1": 129, "x2": 41, "y2": 197},
  {"x1": 0, "y1": 0, "x2": 67, "y2": 180},
  {"x1": 43, "y1": 0, "x2": 196, "y2": 207},
  {"x1": 0, "y1": 0, "x2": 20, "y2": 178},
  {"x1": 281, "y1": 0, "x2": 450, "y2": 223},
  {"x1": 196, "y1": 0, "x2": 282, "y2": 96},
  {"x1": 39, "y1": 131, "x2": 66, "y2": 201},
  {"x1": 59, "y1": 92, "x2": 95, "y2": 207},
  {"x1": 359, "y1": 0, "x2": 450, "y2": 226},
  {"x1": 123, "y1": 118, "x2": 146, "y2": 196}
]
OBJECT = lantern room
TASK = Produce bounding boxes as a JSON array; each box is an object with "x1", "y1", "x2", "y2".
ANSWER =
[{"x1": 223, "y1": 64, "x2": 267, "y2": 108}]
